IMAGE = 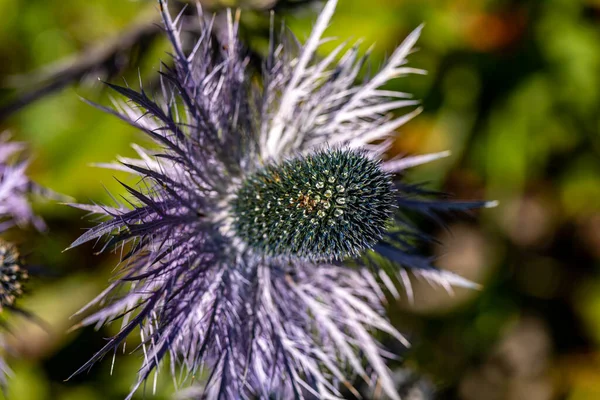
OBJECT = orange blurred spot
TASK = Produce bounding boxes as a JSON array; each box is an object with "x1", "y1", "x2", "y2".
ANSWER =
[{"x1": 463, "y1": 10, "x2": 527, "y2": 52}]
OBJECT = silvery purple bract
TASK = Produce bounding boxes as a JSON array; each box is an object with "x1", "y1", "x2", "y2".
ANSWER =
[
  {"x1": 0, "y1": 133, "x2": 46, "y2": 233},
  {"x1": 69, "y1": 1, "x2": 492, "y2": 398}
]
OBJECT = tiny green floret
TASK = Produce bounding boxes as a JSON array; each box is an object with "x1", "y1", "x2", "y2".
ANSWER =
[{"x1": 231, "y1": 149, "x2": 395, "y2": 260}]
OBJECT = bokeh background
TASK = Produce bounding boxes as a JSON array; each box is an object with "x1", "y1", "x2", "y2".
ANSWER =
[{"x1": 0, "y1": 0, "x2": 599, "y2": 399}]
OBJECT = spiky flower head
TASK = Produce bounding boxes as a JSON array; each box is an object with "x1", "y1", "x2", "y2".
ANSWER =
[
  {"x1": 69, "y1": 0, "x2": 492, "y2": 398},
  {"x1": 231, "y1": 148, "x2": 395, "y2": 260},
  {"x1": 0, "y1": 240, "x2": 27, "y2": 312},
  {"x1": 0, "y1": 238, "x2": 29, "y2": 390}
]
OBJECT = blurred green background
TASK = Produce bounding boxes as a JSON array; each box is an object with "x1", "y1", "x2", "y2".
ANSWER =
[{"x1": 0, "y1": 0, "x2": 599, "y2": 399}]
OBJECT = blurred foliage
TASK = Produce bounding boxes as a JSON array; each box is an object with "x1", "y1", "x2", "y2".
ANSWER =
[{"x1": 0, "y1": 0, "x2": 599, "y2": 399}]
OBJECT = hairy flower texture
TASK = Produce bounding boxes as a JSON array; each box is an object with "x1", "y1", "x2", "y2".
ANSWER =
[{"x1": 69, "y1": 0, "x2": 494, "y2": 398}]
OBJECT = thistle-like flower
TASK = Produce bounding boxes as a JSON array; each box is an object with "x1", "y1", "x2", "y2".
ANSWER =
[
  {"x1": 69, "y1": 1, "x2": 492, "y2": 398},
  {"x1": 0, "y1": 133, "x2": 46, "y2": 313},
  {"x1": 0, "y1": 133, "x2": 48, "y2": 389}
]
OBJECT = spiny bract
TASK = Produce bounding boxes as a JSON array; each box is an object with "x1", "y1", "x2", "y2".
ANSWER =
[
  {"x1": 232, "y1": 149, "x2": 394, "y2": 260},
  {"x1": 0, "y1": 133, "x2": 47, "y2": 232}
]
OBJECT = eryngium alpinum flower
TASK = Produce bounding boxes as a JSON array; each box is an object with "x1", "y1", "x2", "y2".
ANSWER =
[
  {"x1": 69, "y1": 0, "x2": 493, "y2": 398},
  {"x1": 0, "y1": 132, "x2": 44, "y2": 316},
  {"x1": 0, "y1": 133, "x2": 48, "y2": 388}
]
